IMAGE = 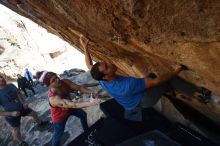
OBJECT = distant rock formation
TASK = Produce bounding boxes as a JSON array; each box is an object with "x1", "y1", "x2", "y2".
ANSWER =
[
  {"x1": 0, "y1": 5, "x2": 87, "y2": 79},
  {"x1": 49, "y1": 49, "x2": 66, "y2": 59},
  {"x1": 0, "y1": 45, "x2": 5, "y2": 54}
]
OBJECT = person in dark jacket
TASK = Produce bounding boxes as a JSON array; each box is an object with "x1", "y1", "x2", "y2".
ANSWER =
[
  {"x1": 24, "y1": 68, "x2": 34, "y2": 87},
  {"x1": 17, "y1": 74, "x2": 35, "y2": 97}
]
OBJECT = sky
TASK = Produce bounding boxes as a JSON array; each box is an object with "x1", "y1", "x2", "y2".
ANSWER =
[{"x1": 0, "y1": 4, "x2": 89, "y2": 74}]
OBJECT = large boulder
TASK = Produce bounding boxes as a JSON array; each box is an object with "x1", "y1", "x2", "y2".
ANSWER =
[{"x1": 1, "y1": 0, "x2": 220, "y2": 142}]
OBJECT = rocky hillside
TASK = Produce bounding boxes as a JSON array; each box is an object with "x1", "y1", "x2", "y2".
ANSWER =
[{"x1": 0, "y1": 4, "x2": 87, "y2": 80}]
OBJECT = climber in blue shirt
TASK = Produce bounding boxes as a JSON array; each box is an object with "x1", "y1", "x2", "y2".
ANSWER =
[
  {"x1": 24, "y1": 68, "x2": 34, "y2": 87},
  {"x1": 80, "y1": 35, "x2": 211, "y2": 120}
]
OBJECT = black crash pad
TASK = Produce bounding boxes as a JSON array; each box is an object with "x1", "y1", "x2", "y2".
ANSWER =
[
  {"x1": 68, "y1": 99, "x2": 217, "y2": 146},
  {"x1": 67, "y1": 117, "x2": 135, "y2": 146},
  {"x1": 100, "y1": 98, "x2": 172, "y2": 134},
  {"x1": 116, "y1": 130, "x2": 181, "y2": 146}
]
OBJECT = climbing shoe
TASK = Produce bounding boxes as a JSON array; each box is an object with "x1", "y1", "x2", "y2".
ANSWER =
[{"x1": 197, "y1": 87, "x2": 212, "y2": 103}]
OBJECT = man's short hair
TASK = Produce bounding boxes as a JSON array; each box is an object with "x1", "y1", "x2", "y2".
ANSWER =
[{"x1": 91, "y1": 62, "x2": 104, "y2": 81}]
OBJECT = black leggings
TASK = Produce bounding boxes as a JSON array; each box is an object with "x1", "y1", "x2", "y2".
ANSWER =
[{"x1": 141, "y1": 76, "x2": 198, "y2": 108}]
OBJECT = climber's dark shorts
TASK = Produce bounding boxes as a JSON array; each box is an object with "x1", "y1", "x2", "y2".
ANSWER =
[{"x1": 5, "y1": 107, "x2": 32, "y2": 128}]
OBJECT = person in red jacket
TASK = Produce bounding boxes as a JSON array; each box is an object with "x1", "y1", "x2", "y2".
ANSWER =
[{"x1": 36, "y1": 71, "x2": 100, "y2": 146}]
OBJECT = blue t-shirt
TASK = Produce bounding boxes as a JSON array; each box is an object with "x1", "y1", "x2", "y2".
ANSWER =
[
  {"x1": 0, "y1": 84, "x2": 23, "y2": 112},
  {"x1": 99, "y1": 76, "x2": 145, "y2": 110},
  {"x1": 24, "y1": 71, "x2": 33, "y2": 80}
]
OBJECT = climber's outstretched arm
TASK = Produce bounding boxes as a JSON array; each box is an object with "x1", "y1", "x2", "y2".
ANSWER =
[{"x1": 80, "y1": 35, "x2": 93, "y2": 70}]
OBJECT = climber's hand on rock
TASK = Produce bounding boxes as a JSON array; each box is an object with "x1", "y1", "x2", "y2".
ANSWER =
[
  {"x1": 173, "y1": 65, "x2": 184, "y2": 75},
  {"x1": 80, "y1": 35, "x2": 89, "y2": 48}
]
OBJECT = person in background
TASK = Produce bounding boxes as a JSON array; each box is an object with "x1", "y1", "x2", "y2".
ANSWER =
[
  {"x1": 36, "y1": 71, "x2": 100, "y2": 146},
  {"x1": 0, "y1": 75, "x2": 46, "y2": 146},
  {"x1": 17, "y1": 74, "x2": 35, "y2": 97},
  {"x1": 24, "y1": 68, "x2": 34, "y2": 87}
]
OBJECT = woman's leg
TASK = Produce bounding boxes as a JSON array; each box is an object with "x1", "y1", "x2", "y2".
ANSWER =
[{"x1": 52, "y1": 120, "x2": 67, "y2": 146}]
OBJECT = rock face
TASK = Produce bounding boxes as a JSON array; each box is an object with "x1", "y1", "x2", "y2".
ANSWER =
[
  {"x1": 1, "y1": 0, "x2": 220, "y2": 141},
  {"x1": 1, "y1": 0, "x2": 219, "y2": 91}
]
